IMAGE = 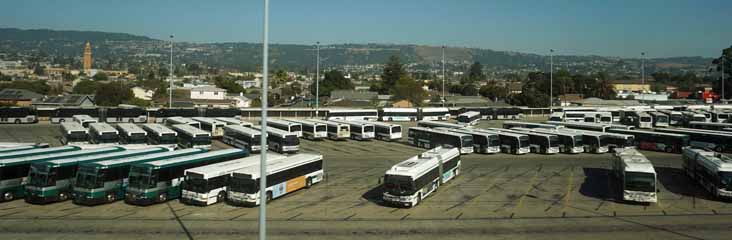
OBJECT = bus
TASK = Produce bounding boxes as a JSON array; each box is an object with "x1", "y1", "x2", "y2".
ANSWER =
[
  {"x1": 556, "y1": 128, "x2": 610, "y2": 153},
  {"x1": 456, "y1": 111, "x2": 481, "y2": 126},
  {"x1": 682, "y1": 111, "x2": 707, "y2": 125},
  {"x1": 203, "y1": 108, "x2": 241, "y2": 118},
  {"x1": 326, "y1": 109, "x2": 378, "y2": 121},
  {"x1": 649, "y1": 111, "x2": 669, "y2": 128},
  {"x1": 487, "y1": 128, "x2": 559, "y2": 154},
  {"x1": 474, "y1": 129, "x2": 530, "y2": 155},
  {"x1": 379, "y1": 108, "x2": 418, "y2": 122},
  {"x1": 599, "y1": 131, "x2": 636, "y2": 151},
  {"x1": 252, "y1": 126, "x2": 300, "y2": 153},
  {"x1": 332, "y1": 120, "x2": 375, "y2": 141},
  {"x1": 172, "y1": 124, "x2": 212, "y2": 149},
  {"x1": 0, "y1": 107, "x2": 37, "y2": 124},
  {"x1": 419, "y1": 107, "x2": 450, "y2": 121},
  {"x1": 659, "y1": 110, "x2": 683, "y2": 126},
  {"x1": 116, "y1": 123, "x2": 148, "y2": 145},
  {"x1": 264, "y1": 119, "x2": 303, "y2": 137},
  {"x1": 382, "y1": 147, "x2": 460, "y2": 207},
  {"x1": 181, "y1": 153, "x2": 287, "y2": 206},
  {"x1": 192, "y1": 117, "x2": 227, "y2": 137},
  {"x1": 562, "y1": 111, "x2": 613, "y2": 124},
  {"x1": 654, "y1": 127, "x2": 732, "y2": 153},
  {"x1": 549, "y1": 112, "x2": 564, "y2": 122},
  {"x1": 0, "y1": 146, "x2": 118, "y2": 202},
  {"x1": 105, "y1": 107, "x2": 147, "y2": 123},
  {"x1": 546, "y1": 121, "x2": 630, "y2": 132},
  {"x1": 141, "y1": 123, "x2": 178, "y2": 150},
  {"x1": 0, "y1": 146, "x2": 80, "y2": 161},
  {"x1": 227, "y1": 153, "x2": 324, "y2": 206},
  {"x1": 611, "y1": 148, "x2": 657, "y2": 203},
  {"x1": 407, "y1": 127, "x2": 474, "y2": 154},
  {"x1": 89, "y1": 123, "x2": 119, "y2": 145},
  {"x1": 444, "y1": 128, "x2": 500, "y2": 154},
  {"x1": 687, "y1": 121, "x2": 732, "y2": 131},
  {"x1": 73, "y1": 115, "x2": 98, "y2": 128},
  {"x1": 510, "y1": 127, "x2": 584, "y2": 154},
  {"x1": 51, "y1": 108, "x2": 99, "y2": 124},
  {"x1": 152, "y1": 108, "x2": 200, "y2": 123},
  {"x1": 215, "y1": 117, "x2": 253, "y2": 127},
  {"x1": 637, "y1": 111, "x2": 653, "y2": 129},
  {"x1": 222, "y1": 125, "x2": 263, "y2": 153},
  {"x1": 0, "y1": 144, "x2": 46, "y2": 154},
  {"x1": 503, "y1": 121, "x2": 563, "y2": 130},
  {"x1": 125, "y1": 149, "x2": 249, "y2": 205},
  {"x1": 25, "y1": 147, "x2": 167, "y2": 204},
  {"x1": 682, "y1": 148, "x2": 732, "y2": 199},
  {"x1": 73, "y1": 148, "x2": 207, "y2": 205},
  {"x1": 60, "y1": 122, "x2": 89, "y2": 145},
  {"x1": 286, "y1": 119, "x2": 327, "y2": 140},
  {"x1": 607, "y1": 129, "x2": 689, "y2": 153},
  {"x1": 165, "y1": 117, "x2": 201, "y2": 129},
  {"x1": 417, "y1": 120, "x2": 466, "y2": 129},
  {"x1": 710, "y1": 111, "x2": 732, "y2": 123},
  {"x1": 309, "y1": 119, "x2": 350, "y2": 140},
  {"x1": 358, "y1": 120, "x2": 401, "y2": 141}
]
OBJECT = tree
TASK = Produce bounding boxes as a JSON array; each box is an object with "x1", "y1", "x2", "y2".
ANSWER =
[
  {"x1": 391, "y1": 75, "x2": 427, "y2": 106},
  {"x1": 464, "y1": 61, "x2": 483, "y2": 85},
  {"x1": 378, "y1": 55, "x2": 406, "y2": 94},
  {"x1": 310, "y1": 70, "x2": 354, "y2": 97},
  {"x1": 213, "y1": 76, "x2": 245, "y2": 94},
  {"x1": 95, "y1": 82, "x2": 134, "y2": 106},
  {"x1": 0, "y1": 80, "x2": 50, "y2": 95},
  {"x1": 92, "y1": 72, "x2": 108, "y2": 81},
  {"x1": 479, "y1": 81, "x2": 507, "y2": 100},
  {"x1": 461, "y1": 84, "x2": 478, "y2": 96},
  {"x1": 33, "y1": 65, "x2": 45, "y2": 76},
  {"x1": 713, "y1": 46, "x2": 732, "y2": 99},
  {"x1": 73, "y1": 80, "x2": 98, "y2": 94}
]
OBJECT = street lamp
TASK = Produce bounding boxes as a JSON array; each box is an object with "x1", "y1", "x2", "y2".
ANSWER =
[
  {"x1": 641, "y1": 52, "x2": 645, "y2": 88},
  {"x1": 169, "y1": 35, "x2": 174, "y2": 108},
  {"x1": 722, "y1": 57, "x2": 726, "y2": 102},
  {"x1": 315, "y1": 41, "x2": 320, "y2": 117},
  {"x1": 442, "y1": 45, "x2": 446, "y2": 106},
  {"x1": 259, "y1": 0, "x2": 270, "y2": 239},
  {"x1": 550, "y1": 49, "x2": 553, "y2": 110}
]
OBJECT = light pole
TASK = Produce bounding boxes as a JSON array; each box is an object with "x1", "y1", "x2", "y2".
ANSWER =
[
  {"x1": 442, "y1": 45, "x2": 446, "y2": 106},
  {"x1": 315, "y1": 42, "x2": 320, "y2": 117},
  {"x1": 259, "y1": 0, "x2": 269, "y2": 239},
  {"x1": 169, "y1": 35, "x2": 174, "y2": 108},
  {"x1": 641, "y1": 52, "x2": 645, "y2": 89},
  {"x1": 550, "y1": 49, "x2": 553, "y2": 111},
  {"x1": 723, "y1": 57, "x2": 726, "y2": 102}
]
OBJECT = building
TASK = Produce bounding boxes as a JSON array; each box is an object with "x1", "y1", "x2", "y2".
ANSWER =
[
  {"x1": 330, "y1": 90, "x2": 377, "y2": 102},
  {"x1": 83, "y1": 42, "x2": 92, "y2": 71},
  {"x1": 392, "y1": 100, "x2": 415, "y2": 108},
  {"x1": 611, "y1": 80, "x2": 651, "y2": 92},
  {"x1": 33, "y1": 95, "x2": 95, "y2": 107},
  {"x1": 131, "y1": 87, "x2": 154, "y2": 101},
  {"x1": 0, "y1": 60, "x2": 22, "y2": 70},
  {"x1": 228, "y1": 93, "x2": 252, "y2": 108},
  {"x1": 190, "y1": 86, "x2": 226, "y2": 100},
  {"x1": 0, "y1": 88, "x2": 43, "y2": 106}
]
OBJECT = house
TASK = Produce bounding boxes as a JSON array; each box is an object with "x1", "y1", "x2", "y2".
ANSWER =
[
  {"x1": 33, "y1": 94, "x2": 95, "y2": 107},
  {"x1": 131, "y1": 87, "x2": 154, "y2": 101},
  {"x1": 227, "y1": 93, "x2": 252, "y2": 108},
  {"x1": 0, "y1": 88, "x2": 43, "y2": 106},
  {"x1": 330, "y1": 90, "x2": 377, "y2": 102},
  {"x1": 611, "y1": 80, "x2": 651, "y2": 93},
  {"x1": 190, "y1": 86, "x2": 226, "y2": 100},
  {"x1": 236, "y1": 79, "x2": 260, "y2": 88}
]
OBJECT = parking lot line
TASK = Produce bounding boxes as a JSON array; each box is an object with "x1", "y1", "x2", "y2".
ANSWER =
[
  {"x1": 514, "y1": 165, "x2": 541, "y2": 212},
  {"x1": 562, "y1": 167, "x2": 575, "y2": 213}
]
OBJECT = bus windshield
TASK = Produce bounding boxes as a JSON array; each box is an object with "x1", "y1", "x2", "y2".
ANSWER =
[
  {"x1": 549, "y1": 136, "x2": 560, "y2": 147},
  {"x1": 640, "y1": 117, "x2": 652, "y2": 122},
  {"x1": 183, "y1": 178, "x2": 208, "y2": 193},
  {"x1": 519, "y1": 136, "x2": 530, "y2": 147},
  {"x1": 284, "y1": 136, "x2": 300, "y2": 145},
  {"x1": 230, "y1": 177, "x2": 258, "y2": 194},
  {"x1": 573, "y1": 137, "x2": 583, "y2": 147},
  {"x1": 29, "y1": 165, "x2": 54, "y2": 187},
  {"x1": 192, "y1": 136, "x2": 212, "y2": 146},
  {"x1": 364, "y1": 126, "x2": 375, "y2": 132},
  {"x1": 129, "y1": 167, "x2": 156, "y2": 189},
  {"x1": 392, "y1": 126, "x2": 401, "y2": 133},
  {"x1": 461, "y1": 136, "x2": 473, "y2": 148},
  {"x1": 625, "y1": 172, "x2": 655, "y2": 192},
  {"x1": 291, "y1": 125, "x2": 302, "y2": 132},
  {"x1": 489, "y1": 136, "x2": 500, "y2": 147},
  {"x1": 383, "y1": 174, "x2": 415, "y2": 196},
  {"x1": 720, "y1": 172, "x2": 732, "y2": 190},
  {"x1": 158, "y1": 134, "x2": 178, "y2": 144},
  {"x1": 76, "y1": 170, "x2": 103, "y2": 189},
  {"x1": 316, "y1": 125, "x2": 326, "y2": 132}
]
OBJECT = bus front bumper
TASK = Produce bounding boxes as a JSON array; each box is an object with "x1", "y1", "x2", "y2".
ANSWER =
[
  {"x1": 180, "y1": 197, "x2": 209, "y2": 206},
  {"x1": 571, "y1": 147, "x2": 585, "y2": 154},
  {"x1": 24, "y1": 192, "x2": 59, "y2": 204},
  {"x1": 227, "y1": 192, "x2": 258, "y2": 207},
  {"x1": 125, "y1": 192, "x2": 157, "y2": 205},
  {"x1": 623, "y1": 190, "x2": 657, "y2": 203},
  {"x1": 73, "y1": 195, "x2": 109, "y2": 205},
  {"x1": 382, "y1": 193, "x2": 416, "y2": 208},
  {"x1": 717, "y1": 189, "x2": 732, "y2": 198},
  {"x1": 180, "y1": 190, "x2": 210, "y2": 206}
]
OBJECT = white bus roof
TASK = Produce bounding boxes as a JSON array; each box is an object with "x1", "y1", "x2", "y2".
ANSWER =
[
  {"x1": 252, "y1": 126, "x2": 297, "y2": 138},
  {"x1": 445, "y1": 128, "x2": 497, "y2": 137},
  {"x1": 385, "y1": 147, "x2": 460, "y2": 179},
  {"x1": 42, "y1": 147, "x2": 166, "y2": 166},
  {"x1": 656, "y1": 127, "x2": 732, "y2": 137},
  {"x1": 116, "y1": 123, "x2": 147, "y2": 136},
  {"x1": 166, "y1": 117, "x2": 199, "y2": 124},
  {"x1": 353, "y1": 120, "x2": 399, "y2": 128},
  {"x1": 503, "y1": 121, "x2": 563, "y2": 129},
  {"x1": 411, "y1": 127, "x2": 471, "y2": 138},
  {"x1": 61, "y1": 122, "x2": 87, "y2": 133},
  {"x1": 458, "y1": 111, "x2": 481, "y2": 117},
  {"x1": 327, "y1": 109, "x2": 377, "y2": 113},
  {"x1": 185, "y1": 152, "x2": 287, "y2": 179},
  {"x1": 172, "y1": 124, "x2": 210, "y2": 137},
  {"x1": 91, "y1": 148, "x2": 206, "y2": 167},
  {"x1": 73, "y1": 115, "x2": 96, "y2": 120},
  {"x1": 224, "y1": 125, "x2": 262, "y2": 137},
  {"x1": 689, "y1": 121, "x2": 732, "y2": 127},
  {"x1": 615, "y1": 148, "x2": 655, "y2": 173},
  {"x1": 420, "y1": 107, "x2": 449, "y2": 112},
  {"x1": 0, "y1": 146, "x2": 80, "y2": 159},
  {"x1": 487, "y1": 128, "x2": 555, "y2": 138},
  {"x1": 381, "y1": 108, "x2": 418, "y2": 112},
  {"x1": 215, "y1": 117, "x2": 253, "y2": 126},
  {"x1": 611, "y1": 129, "x2": 687, "y2": 138},
  {"x1": 285, "y1": 119, "x2": 325, "y2": 127},
  {"x1": 89, "y1": 123, "x2": 118, "y2": 134},
  {"x1": 192, "y1": 117, "x2": 226, "y2": 125},
  {"x1": 142, "y1": 123, "x2": 177, "y2": 136},
  {"x1": 308, "y1": 119, "x2": 350, "y2": 127},
  {"x1": 475, "y1": 128, "x2": 527, "y2": 138},
  {"x1": 266, "y1": 118, "x2": 301, "y2": 127},
  {"x1": 234, "y1": 153, "x2": 323, "y2": 179},
  {"x1": 417, "y1": 120, "x2": 466, "y2": 129},
  {"x1": 142, "y1": 149, "x2": 245, "y2": 167},
  {"x1": 511, "y1": 127, "x2": 582, "y2": 137},
  {"x1": 332, "y1": 119, "x2": 375, "y2": 127}
]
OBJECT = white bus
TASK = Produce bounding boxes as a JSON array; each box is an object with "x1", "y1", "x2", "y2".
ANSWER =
[
  {"x1": 382, "y1": 147, "x2": 461, "y2": 207},
  {"x1": 172, "y1": 124, "x2": 212, "y2": 149},
  {"x1": 222, "y1": 125, "x2": 263, "y2": 153},
  {"x1": 407, "y1": 127, "x2": 474, "y2": 154},
  {"x1": 105, "y1": 107, "x2": 148, "y2": 123},
  {"x1": 215, "y1": 117, "x2": 253, "y2": 127},
  {"x1": 0, "y1": 107, "x2": 37, "y2": 124},
  {"x1": 227, "y1": 153, "x2": 324, "y2": 206},
  {"x1": 659, "y1": 110, "x2": 683, "y2": 126},
  {"x1": 89, "y1": 123, "x2": 119, "y2": 145},
  {"x1": 611, "y1": 148, "x2": 657, "y2": 203},
  {"x1": 445, "y1": 128, "x2": 500, "y2": 154},
  {"x1": 309, "y1": 119, "x2": 350, "y2": 140},
  {"x1": 487, "y1": 128, "x2": 559, "y2": 154},
  {"x1": 264, "y1": 119, "x2": 303, "y2": 137},
  {"x1": 419, "y1": 107, "x2": 450, "y2": 121},
  {"x1": 73, "y1": 115, "x2": 98, "y2": 128},
  {"x1": 474, "y1": 129, "x2": 530, "y2": 155},
  {"x1": 165, "y1": 117, "x2": 201, "y2": 129},
  {"x1": 683, "y1": 148, "x2": 732, "y2": 199},
  {"x1": 286, "y1": 119, "x2": 327, "y2": 140},
  {"x1": 358, "y1": 120, "x2": 401, "y2": 141},
  {"x1": 116, "y1": 123, "x2": 148, "y2": 145},
  {"x1": 637, "y1": 111, "x2": 653, "y2": 129},
  {"x1": 511, "y1": 127, "x2": 584, "y2": 154},
  {"x1": 332, "y1": 120, "x2": 375, "y2": 140},
  {"x1": 503, "y1": 121, "x2": 563, "y2": 130},
  {"x1": 379, "y1": 108, "x2": 418, "y2": 122},
  {"x1": 252, "y1": 126, "x2": 300, "y2": 153},
  {"x1": 326, "y1": 109, "x2": 378, "y2": 121},
  {"x1": 557, "y1": 128, "x2": 611, "y2": 154},
  {"x1": 60, "y1": 122, "x2": 88, "y2": 145},
  {"x1": 141, "y1": 124, "x2": 178, "y2": 150},
  {"x1": 417, "y1": 120, "x2": 466, "y2": 129},
  {"x1": 456, "y1": 111, "x2": 481, "y2": 126},
  {"x1": 192, "y1": 117, "x2": 227, "y2": 138},
  {"x1": 181, "y1": 153, "x2": 287, "y2": 206},
  {"x1": 649, "y1": 111, "x2": 669, "y2": 127}
]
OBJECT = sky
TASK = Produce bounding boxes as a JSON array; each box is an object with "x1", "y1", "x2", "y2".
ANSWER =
[{"x1": 1, "y1": 0, "x2": 731, "y2": 58}]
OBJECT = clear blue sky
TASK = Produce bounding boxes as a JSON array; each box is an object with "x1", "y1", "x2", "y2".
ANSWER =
[{"x1": 2, "y1": 0, "x2": 730, "y2": 58}]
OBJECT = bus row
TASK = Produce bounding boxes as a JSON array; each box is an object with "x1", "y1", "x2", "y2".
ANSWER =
[{"x1": 61, "y1": 121, "x2": 213, "y2": 150}]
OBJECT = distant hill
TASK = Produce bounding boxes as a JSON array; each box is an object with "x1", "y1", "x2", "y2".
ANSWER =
[{"x1": 0, "y1": 28, "x2": 153, "y2": 42}]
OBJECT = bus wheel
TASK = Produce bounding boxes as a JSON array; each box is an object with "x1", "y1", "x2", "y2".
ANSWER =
[
  {"x1": 415, "y1": 193, "x2": 422, "y2": 206},
  {"x1": 128, "y1": 119, "x2": 134, "y2": 123},
  {"x1": 106, "y1": 193, "x2": 115, "y2": 203},
  {"x1": 715, "y1": 146, "x2": 723, "y2": 153},
  {"x1": 59, "y1": 119, "x2": 65, "y2": 122},
  {"x1": 266, "y1": 192, "x2": 273, "y2": 201},
  {"x1": 217, "y1": 191, "x2": 226, "y2": 203},
  {"x1": 306, "y1": 177, "x2": 312, "y2": 188},
  {"x1": 158, "y1": 193, "x2": 167, "y2": 202},
  {"x1": 59, "y1": 192, "x2": 69, "y2": 201},
  {"x1": 665, "y1": 147, "x2": 673, "y2": 153},
  {"x1": 3, "y1": 192, "x2": 14, "y2": 201},
  {"x1": 14, "y1": 119, "x2": 20, "y2": 124}
]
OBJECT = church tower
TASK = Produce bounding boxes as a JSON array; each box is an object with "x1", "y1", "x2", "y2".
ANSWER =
[{"x1": 83, "y1": 42, "x2": 92, "y2": 71}]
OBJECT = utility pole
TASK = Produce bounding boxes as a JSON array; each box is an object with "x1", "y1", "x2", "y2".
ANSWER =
[
  {"x1": 550, "y1": 49, "x2": 554, "y2": 111},
  {"x1": 641, "y1": 52, "x2": 645, "y2": 88},
  {"x1": 442, "y1": 45, "x2": 446, "y2": 106},
  {"x1": 259, "y1": 0, "x2": 269, "y2": 239},
  {"x1": 315, "y1": 41, "x2": 320, "y2": 117},
  {"x1": 723, "y1": 57, "x2": 726, "y2": 102},
  {"x1": 169, "y1": 35, "x2": 174, "y2": 108}
]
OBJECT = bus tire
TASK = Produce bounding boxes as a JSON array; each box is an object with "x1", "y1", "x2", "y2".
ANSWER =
[
  {"x1": 306, "y1": 177, "x2": 312, "y2": 188},
  {"x1": 266, "y1": 192, "x2": 273, "y2": 201},
  {"x1": 128, "y1": 119, "x2": 134, "y2": 123},
  {"x1": 59, "y1": 119, "x2": 65, "y2": 122},
  {"x1": 59, "y1": 192, "x2": 69, "y2": 201},
  {"x1": 106, "y1": 193, "x2": 115, "y2": 203},
  {"x1": 158, "y1": 193, "x2": 167, "y2": 202},
  {"x1": 715, "y1": 146, "x2": 723, "y2": 153},
  {"x1": 665, "y1": 147, "x2": 673, "y2": 153},
  {"x1": 217, "y1": 191, "x2": 226, "y2": 203},
  {"x1": 415, "y1": 193, "x2": 422, "y2": 206},
  {"x1": 3, "y1": 192, "x2": 14, "y2": 201},
  {"x1": 14, "y1": 119, "x2": 20, "y2": 124}
]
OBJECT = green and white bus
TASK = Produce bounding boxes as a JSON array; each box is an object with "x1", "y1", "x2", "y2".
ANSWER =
[
  {"x1": 125, "y1": 149, "x2": 249, "y2": 205},
  {"x1": 25, "y1": 147, "x2": 168, "y2": 204},
  {"x1": 172, "y1": 124, "x2": 212, "y2": 149},
  {"x1": 0, "y1": 144, "x2": 47, "y2": 154},
  {"x1": 60, "y1": 122, "x2": 89, "y2": 145},
  {"x1": 0, "y1": 146, "x2": 80, "y2": 161},
  {"x1": 73, "y1": 148, "x2": 207, "y2": 205},
  {"x1": 0, "y1": 146, "x2": 120, "y2": 202}
]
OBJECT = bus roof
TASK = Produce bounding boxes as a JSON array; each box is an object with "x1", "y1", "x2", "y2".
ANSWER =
[
  {"x1": 655, "y1": 127, "x2": 732, "y2": 137},
  {"x1": 445, "y1": 128, "x2": 498, "y2": 138},
  {"x1": 61, "y1": 122, "x2": 87, "y2": 133},
  {"x1": 381, "y1": 108, "x2": 418, "y2": 112},
  {"x1": 215, "y1": 117, "x2": 253, "y2": 126},
  {"x1": 487, "y1": 128, "x2": 555, "y2": 138},
  {"x1": 37, "y1": 147, "x2": 167, "y2": 167},
  {"x1": 458, "y1": 111, "x2": 481, "y2": 117},
  {"x1": 331, "y1": 119, "x2": 375, "y2": 127},
  {"x1": 234, "y1": 153, "x2": 323, "y2": 179},
  {"x1": 475, "y1": 128, "x2": 527, "y2": 138},
  {"x1": 327, "y1": 109, "x2": 378, "y2": 113},
  {"x1": 420, "y1": 107, "x2": 449, "y2": 112},
  {"x1": 385, "y1": 147, "x2": 460, "y2": 179},
  {"x1": 172, "y1": 124, "x2": 211, "y2": 137},
  {"x1": 224, "y1": 125, "x2": 262, "y2": 137},
  {"x1": 252, "y1": 126, "x2": 296, "y2": 138},
  {"x1": 615, "y1": 148, "x2": 655, "y2": 173},
  {"x1": 185, "y1": 152, "x2": 287, "y2": 179},
  {"x1": 0, "y1": 146, "x2": 81, "y2": 160},
  {"x1": 89, "y1": 123, "x2": 118, "y2": 134},
  {"x1": 309, "y1": 119, "x2": 350, "y2": 127},
  {"x1": 354, "y1": 120, "x2": 399, "y2": 128},
  {"x1": 689, "y1": 121, "x2": 732, "y2": 127},
  {"x1": 610, "y1": 128, "x2": 688, "y2": 138},
  {"x1": 511, "y1": 127, "x2": 582, "y2": 137},
  {"x1": 416, "y1": 120, "x2": 466, "y2": 129},
  {"x1": 503, "y1": 121, "x2": 562, "y2": 129},
  {"x1": 88, "y1": 148, "x2": 208, "y2": 168},
  {"x1": 73, "y1": 115, "x2": 96, "y2": 120},
  {"x1": 411, "y1": 127, "x2": 471, "y2": 138},
  {"x1": 686, "y1": 148, "x2": 732, "y2": 172},
  {"x1": 265, "y1": 118, "x2": 300, "y2": 127},
  {"x1": 116, "y1": 123, "x2": 146, "y2": 136},
  {"x1": 0, "y1": 146, "x2": 124, "y2": 167},
  {"x1": 285, "y1": 119, "x2": 325, "y2": 127},
  {"x1": 192, "y1": 117, "x2": 226, "y2": 125},
  {"x1": 142, "y1": 123, "x2": 177, "y2": 136},
  {"x1": 138, "y1": 149, "x2": 247, "y2": 169},
  {"x1": 0, "y1": 144, "x2": 42, "y2": 154},
  {"x1": 166, "y1": 117, "x2": 199, "y2": 124}
]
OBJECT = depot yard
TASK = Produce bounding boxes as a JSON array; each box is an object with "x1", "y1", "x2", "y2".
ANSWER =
[{"x1": 0, "y1": 121, "x2": 730, "y2": 239}]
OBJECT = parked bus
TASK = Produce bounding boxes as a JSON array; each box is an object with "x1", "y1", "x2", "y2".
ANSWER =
[
  {"x1": 682, "y1": 148, "x2": 732, "y2": 199},
  {"x1": 51, "y1": 108, "x2": 99, "y2": 124},
  {"x1": 252, "y1": 126, "x2": 300, "y2": 153},
  {"x1": 192, "y1": 117, "x2": 227, "y2": 138},
  {"x1": 89, "y1": 123, "x2": 119, "y2": 145},
  {"x1": 309, "y1": 119, "x2": 350, "y2": 140},
  {"x1": 0, "y1": 107, "x2": 37, "y2": 124},
  {"x1": 332, "y1": 120, "x2": 376, "y2": 140},
  {"x1": 382, "y1": 147, "x2": 460, "y2": 207},
  {"x1": 73, "y1": 115, "x2": 98, "y2": 128},
  {"x1": 637, "y1": 111, "x2": 653, "y2": 129},
  {"x1": 286, "y1": 119, "x2": 327, "y2": 140},
  {"x1": 682, "y1": 111, "x2": 708, "y2": 125},
  {"x1": 172, "y1": 124, "x2": 212, "y2": 149},
  {"x1": 60, "y1": 122, "x2": 89, "y2": 145},
  {"x1": 444, "y1": 128, "x2": 500, "y2": 154},
  {"x1": 215, "y1": 117, "x2": 253, "y2": 127},
  {"x1": 203, "y1": 108, "x2": 241, "y2": 118},
  {"x1": 475, "y1": 129, "x2": 531, "y2": 155},
  {"x1": 358, "y1": 120, "x2": 401, "y2": 141},
  {"x1": 510, "y1": 127, "x2": 584, "y2": 154},
  {"x1": 0, "y1": 146, "x2": 80, "y2": 161},
  {"x1": 152, "y1": 108, "x2": 200, "y2": 123},
  {"x1": 379, "y1": 108, "x2": 418, "y2": 122},
  {"x1": 0, "y1": 146, "x2": 118, "y2": 202},
  {"x1": 556, "y1": 128, "x2": 610, "y2": 153},
  {"x1": 487, "y1": 128, "x2": 559, "y2": 154},
  {"x1": 264, "y1": 119, "x2": 303, "y2": 137},
  {"x1": 125, "y1": 149, "x2": 248, "y2": 205},
  {"x1": 649, "y1": 111, "x2": 669, "y2": 128},
  {"x1": 608, "y1": 129, "x2": 689, "y2": 153},
  {"x1": 325, "y1": 109, "x2": 378, "y2": 121},
  {"x1": 562, "y1": 111, "x2": 613, "y2": 124},
  {"x1": 611, "y1": 148, "x2": 657, "y2": 203},
  {"x1": 599, "y1": 131, "x2": 636, "y2": 151},
  {"x1": 503, "y1": 121, "x2": 562, "y2": 130},
  {"x1": 25, "y1": 147, "x2": 167, "y2": 204},
  {"x1": 181, "y1": 153, "x2": 287, "y2": 206},
  {"x1": 659, "y1": 110, "x2": 683, "y2": 126},
  {"x1": 407, "y1": 127, "x2": 474, "y2": 154},
  {"x1": 654, "y1": 127, "x2": 732, "y2": 153},
  {"x1": 0, "y1": 144, "x2": 46, "y2": 154},
  {"x1": 456, "y1": 111, "x2": 481, "y2": 126},
  {"x1": 73, "y1": 148, "x2": 207, "y2": 205},
  {"x1": 419, "y1": 107, "x2": 450, "y2": 121},
  {"x1": 141, "y1": 123, "x2": 178, "y2": 150},
  {"x1": 165, "y1": 117, "x2": 201, "y2": 129},
  {"x1": 710, "y1": 111, "x2": 732, "y2": 123},
  {"x1": 115, "y1": 123, "x2": 148, "y2": 145},
  {"x1": 417, "y1": 120, "x2": 466, "y2": 129},
  {"x1": 546, "y1": 121, "x2": 632, "y2": 132},
  {"x1": 222, "y1": 125, "x2": 263, "y2": 153},
  {"x1": 105, "y1": 107, "x2": 147, "y2": 123},
  {"x1": 549, "y1": 112, "x2": 564, "y2": 122},
  {"x1": 687, "y1": 121, "x2": 732, "y2": 131},
  {"x1": 227, "y1": 153, "x2": 324, "y2": 206}
]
